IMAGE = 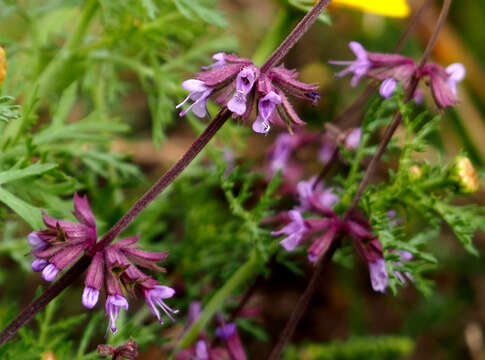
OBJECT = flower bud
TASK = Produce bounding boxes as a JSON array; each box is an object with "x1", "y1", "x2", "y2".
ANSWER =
[
  {"x1": 409, "y1": 165, "x2": 422, "y2": 181},
  {"x1": 0, "y1": 47, "x2": 5, "y2": 86},
  {"x1": 449, "y1": 156, "x2": 479, "y2": 194}
]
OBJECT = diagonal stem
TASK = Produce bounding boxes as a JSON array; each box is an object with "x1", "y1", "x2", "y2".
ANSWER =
[
  {"x1": 0, "y1": 0, "x2": 333, "y2": 347},
  {"x1": 261, "y1": 0, "x2": 331, "y2": 73},
  {"x1": 268, "y1": 0, "x2": 453, "y2": 357}
]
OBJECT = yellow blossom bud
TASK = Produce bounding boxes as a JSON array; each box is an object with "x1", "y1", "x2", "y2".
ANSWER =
[
  {"x1": 409, "y1": 165, "x2": 422, "y2": 181},
  {"x1": 0, "y1": 47, "x2": 6, "y2": 86},
  {"x1": 450, "y1": 156, "x2": 479, "y2": 194},
  {"x1": 41, "y1": 351, "x2": 57, "y2": 360}
]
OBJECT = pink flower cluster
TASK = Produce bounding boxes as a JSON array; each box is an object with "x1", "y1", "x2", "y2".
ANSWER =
[
  {"x1": 330, "y1": 41, "x2": 466, "y2": 108},
  {"x1": 28, "y1": 194, "x2": 176, "y2": 334},
  {"x1": 177, "y1": 53, "x2": 319, "y2": 135}
]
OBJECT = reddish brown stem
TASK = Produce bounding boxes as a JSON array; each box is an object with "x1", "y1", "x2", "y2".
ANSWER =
[
  {"x1": 268, "y1": 1, "x2": 452, "y2": 357},
  {"x1": 0, "y1": 0, "x2": 334, "y2": 346}
]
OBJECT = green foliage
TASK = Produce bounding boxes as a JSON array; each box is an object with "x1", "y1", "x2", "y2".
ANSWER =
[
  {"x1": 284, "y1": 336, "x2": 415, "y2": 360},
  {"x1": 347, "y1": 90, "x2": 485, "y2": 295}
]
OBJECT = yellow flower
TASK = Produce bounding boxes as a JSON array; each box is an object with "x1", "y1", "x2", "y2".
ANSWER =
[
  {"x1": 0, "y1": 47, "x2": 6, "y2": 86},
  {"x1": 449, "y1": 156, "x2": 480, "y2": 194},
  {"x1": 328, "y1": 0, "x2": 410, "y2": 18}
]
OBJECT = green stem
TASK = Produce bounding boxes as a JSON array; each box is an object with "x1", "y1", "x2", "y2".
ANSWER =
[
  {"x1": 173, "y1": 250, "x2": 261, "y2": 354},
  {"x1": 252, "y1": 7, "x2": 293, "y2": 66}
]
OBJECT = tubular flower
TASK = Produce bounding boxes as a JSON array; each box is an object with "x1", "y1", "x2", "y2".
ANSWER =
[
  {"x1": 0, "y1": 47, "x2": 5, "y2": 86},
  {"x1": 271, "y1": 210, "x2": 309, "y2": 251},
  {"x1": 27, "y1": 193, "x2": 176, "y2": 334},
  {"x1": 178, "y1": 53, "x2": 320, "y2": 134},
  {"x1": 268, "y1": 177, "x2": 416, "y2": 292},
  {"x1": 330, "y1": 42, "x2": 466, "y2": 108},
  {"x1": 29, "y1": 193, "x2": 98, "y2": 282}
]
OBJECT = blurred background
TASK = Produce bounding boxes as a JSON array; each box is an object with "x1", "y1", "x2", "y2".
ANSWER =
[{"x1": 0, "y1": 0, "x2": 485, "y2": 359}]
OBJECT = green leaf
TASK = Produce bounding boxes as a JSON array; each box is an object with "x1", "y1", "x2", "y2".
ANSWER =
[
  {"x1": 0, "y1": 163, "x2": 57, "y2": 185},
  {"x1": 0, "y1": 187, "x2": 42, "y2": 228}
]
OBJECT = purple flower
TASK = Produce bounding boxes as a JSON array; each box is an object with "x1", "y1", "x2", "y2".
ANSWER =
[
  {"x1": 202, "y1": 52, "x2": 226, "y2": 71},
  {"x1": 178, "y1": 53, "x2": 319, "y2": 134},
  {"x1": 445, "y1": 63, "x2": 466, "y2": 96},
  {"x1": 184, "y1": 301, "x2": 202, "y2": 331},
  {"x1": 272, "y1": 210, "x2": 308, "y2": 251},
  {"x1": 83, "y1": 251, "x2": 104, "y2": 309},
  {"x1": 32, "y1": 259, "x2": 48, "y2": 272},
  {"x1": 28, "y1": 232, "x2": 47, "y2": 251},
  {"x1": 267, "y1": 134, "x2": 295, "y2": 175},
  {"x1": 143, "y1": 285, "x2": 178, "y2": 323},
  {"x1": 393, "y1": 250, "x2": 413, "y2": 284},
  {"x1": 218, "y1": 324, "x2": 247, "y2": 360},
  {"x1": 329, "y1": 42, "x2": 372, "y2": 86},
  {"x1": 105, "y1": 295, "x2": 129, "y2": 335},
  {"x1": 330, "y1": 42, "x2": 466, "y2": 109},
  {"x1": 216, "y1": 323, "x2": 237, "y2": 340},
  {"x1": 30, "y1": 193, "x2": 98, "y2": 280},
  {"x1": 228, "y1": 67, "x2": 257, "y2": 116},
  {"x1": 42, "y1": 263, "x2": 59, "y2": 282},
  {"x1": 296, "y1": 177, "x2": 339, "y2": 211},
  {"x1": 82, "y1": 287, "x2": 100, "y2": 309},
  {"x1": 369, "y1": 258, "x2": 389, "y2": 293},
  {"x1": 318, "y1": 141, "x2": 336, "y2": 163},
  {"x1": 176, "y1": 79, "x2": 213, "y2": 118},
  {"x1": 194, "y1": 340, "x2": 209, "y2": 360},
  {"x1": 344, "y1": 127, "x2": 362, "y2": 150},
  {"x1": 307, "y1": 223, "x2": 338, "y2": 263},
  {"x1": 252, "y1": 91, "x2": 282, "y2": 134},
  {"x1": 379, "y1": 78, "x2": 397, "y2": 99}
]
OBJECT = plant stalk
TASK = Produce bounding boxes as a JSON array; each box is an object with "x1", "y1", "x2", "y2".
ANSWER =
[
  {"x1": 0, "y1": 0, "x2": 332, "y2": 346},
  {"x1": 267, "y1": 0, "x2": 453, "y2": 357}
]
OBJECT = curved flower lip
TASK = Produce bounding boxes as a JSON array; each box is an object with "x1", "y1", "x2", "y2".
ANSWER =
[
  {"x1": 106, "y1": 295, "x2": 129, "y2": 335},
  {"x1": 227, "y1": 67, "x2": 257, "y2": 116},
  {"x1": 176, "y1": 80, "x2": 213, "y2": 118},
  {"x1": 272, "y1": 210, "x2": 309, "y2": 251},
  {"x1": 329, "y1": 41, "x2": 372, "y2": 87},
  {"x1": 28, "y1": 232, "x2": 48, "y2": 251},
  {"x1": 252, "y1": 117, "x2": 271, "y2": 134},
  {"x1": 445, "y1": 63, "x2": 466, "y2": 96},
  {"x1": 259, "y1": 91, "x2": 282, "y2": 120},
  {"x1": 144, "y1": 285, "x2": 178, "y2": 323}
]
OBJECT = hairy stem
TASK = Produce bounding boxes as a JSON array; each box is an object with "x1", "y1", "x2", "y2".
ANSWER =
[
  {"x1": 267, "y1": 240, "x2": 340, "y2": 360},
  {"x1": 252, "y1": 7, "x2": 293, "y2": 67},
  {"x1": 260, "y1": 0, "x2": 331, "y2": 73},
  {"x1": 268, "y1": 1, "x2": 453, "y2": 357},
  {"x1": 0, "y1": 256, "x2": 91, "y2": 346},
  {"x1": 94, "y1": 108, "x2": 232, "y2": 251},
  {"x1": 0, "y1": 0, "x2": 332, "y2": 346}
]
